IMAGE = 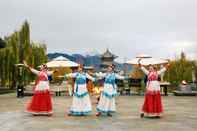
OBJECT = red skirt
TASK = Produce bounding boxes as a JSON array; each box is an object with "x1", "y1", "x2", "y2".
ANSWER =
[
  {"x1": 26, "y1": 90, "x2": 52, "y2": 114},
  {"x1": 142, "y1": 91, "x2": 163, "y2": 116}
]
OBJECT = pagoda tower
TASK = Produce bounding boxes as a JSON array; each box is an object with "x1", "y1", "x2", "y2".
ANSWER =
[{"x1": 100, "y1": 49, "x2": 118, "y2": 72}]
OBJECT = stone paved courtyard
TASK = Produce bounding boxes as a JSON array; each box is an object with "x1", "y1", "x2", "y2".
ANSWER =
[{"x1": 0, "y1": 94, "x2": 197, "y2": 131}]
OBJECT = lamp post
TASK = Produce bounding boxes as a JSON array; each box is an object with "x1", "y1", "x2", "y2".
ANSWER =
[
  {"x1": 192, "y1": 66, "x2": 196, "y2": 83},
  {"x1": 15, "y1": 64, "x2": 25, "y2": 98}
]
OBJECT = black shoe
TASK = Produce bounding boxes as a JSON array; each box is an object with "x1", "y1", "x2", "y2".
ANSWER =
[
  {"x1": 140, "y1": 113, "x2": 144, "y2": 118},
  {"x1": 107, "y1": 113, "x2": 112, "y2": 117},
  {"x1": 96, "y1": 112, "x2": 101, "y2": 117},
  {"x1": 155, "y1": 116, "x2": 161, "y2": 119},
  {"x1": 67, "y1": 113, "x2": 72, "y2": 116}
]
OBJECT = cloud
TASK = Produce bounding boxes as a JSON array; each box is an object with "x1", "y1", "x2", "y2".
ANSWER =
[
  {"x1": 170, "y1": 41, "x2": 197, "y2": 59},
  {"x1": 0, "y1": 0, "x2": 197, "y2": 62}
]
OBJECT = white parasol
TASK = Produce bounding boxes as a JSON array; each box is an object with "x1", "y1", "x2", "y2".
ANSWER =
[
  {"x1": 44, "y1": 56, "x2": 79, "y2": 68},
  {"x1": 126, "y1": 54, "x2": 168, "y2": 65}
]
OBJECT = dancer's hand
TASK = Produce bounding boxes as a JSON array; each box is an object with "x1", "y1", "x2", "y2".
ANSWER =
[
  {"x1": 166, "y1": 59, "x2": 170, "y2": 68},
  {"x1": 57, "y1": 75, "x2": 64, "y2": 78},
  {"x1": 23, "y1": 60, "x2": 29, "y2": 68},
  {"x1": 166, "y1": 63, "x2": 170, "y2": 68}
]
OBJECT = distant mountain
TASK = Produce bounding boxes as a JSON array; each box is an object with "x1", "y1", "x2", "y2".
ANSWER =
[
  {"x1": 72, "y1": 54, "x2": 85, "y2": 65},
  {"x1": 47, "y1": 52, "x2": 132, "y2": 72},
  {"x1": 47, "y1": 52, "x2": 75, "y2": 61},
  {"x1": 81, "y1": 50, "x2": 100, "y2": 57},
  {"x1": 85, "y1": 55, "x2": 101, "y2": 70}
]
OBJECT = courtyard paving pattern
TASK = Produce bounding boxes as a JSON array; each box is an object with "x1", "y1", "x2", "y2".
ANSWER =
[{"x1": 0, "y1": 94, "x2": 197, "y2": 131}]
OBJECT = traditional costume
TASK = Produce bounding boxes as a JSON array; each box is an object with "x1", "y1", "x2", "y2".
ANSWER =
[
  {"x1": 26, "y1": 68, "x2": 53, "y2": 115},
  {"x1": 65, "y1": 72, "x2": 95, "y2": 116},
  {"x1": 96, "y1": 72, "x2": 124, "y2": 115},
  {"x1": 140, "y1": 66, "x2": 166, "y2": 117}
]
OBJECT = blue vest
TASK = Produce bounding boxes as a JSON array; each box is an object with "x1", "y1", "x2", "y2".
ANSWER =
[
  {"x1": 75, "y1": 73, "x2": 86, "y2": 93},
  {"x1": 105, "y1": 73, "x2": 116, "y2": 89}
]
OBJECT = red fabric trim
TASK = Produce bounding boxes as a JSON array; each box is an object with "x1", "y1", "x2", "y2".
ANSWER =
[
  {"x1": 142, "y1": 92, "x2": 163, "y2": 114},
  {"x1": 148, "y1": 71, "x2": 158, "y2": 81},
  {"x1": 38, "y1": 71, "x2": 48, "y2": 81},
  {"x1": 27, "y1": 90, "x2": 52, "y2": 114}
]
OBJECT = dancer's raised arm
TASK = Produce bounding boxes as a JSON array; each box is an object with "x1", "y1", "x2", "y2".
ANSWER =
[
  {"x1": 141, "y1": 66, "x2": 149, "y2": 75},
  {"x1": 95, "y1": 72, "x2": 106, "y2": 79},
  {"x1": 157, "y1": 62, "x2": 170, "y2": 75},
  {"x1": 157, "y1": 67, "x2": 166, "y2": 75},
  {"x1": 64, "y1": 72, "x2": 77, "y2": 78},
  {"x1": 115, "y1": 74, "x2": 125, "y2": 80},
  {"x1": 86, "y1": 73, "x2": 96, "y2": 82},
  {"x1": 23, "y1": 61, "x2": 39, "y2": 75},
  {"x1": 47, "y1": 71, "x2": 54, "y2": 76},
  {"x1": 138, "y1": 59, "x2": 149, "y2": 75}
]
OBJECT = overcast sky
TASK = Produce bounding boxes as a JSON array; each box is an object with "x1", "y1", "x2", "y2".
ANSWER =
[{"x1": 0, "y1": 0, "x2": 197, "y2": 62}]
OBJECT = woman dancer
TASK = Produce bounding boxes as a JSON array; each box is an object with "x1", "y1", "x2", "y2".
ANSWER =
[
  {"x1": 96, "y1": 64, "x2": 125, "y2": 117},
  {"x1": 64, "y1": 65, "x2": 95, "y2": 116},
  {"x1": 23, "y1": 61, "x2": 54, "y2": 116},
  {"x1": 138, "y1": 59, "x2": 170, "y2": 118}
]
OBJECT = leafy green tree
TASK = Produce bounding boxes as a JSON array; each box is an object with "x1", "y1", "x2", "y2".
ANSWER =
[
  {"x1": 0, "y1": 21, "x2": 47, "y2": 89},
  {"x1": 164, "y1": 52, "x2": 197, "y2": 85}
]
